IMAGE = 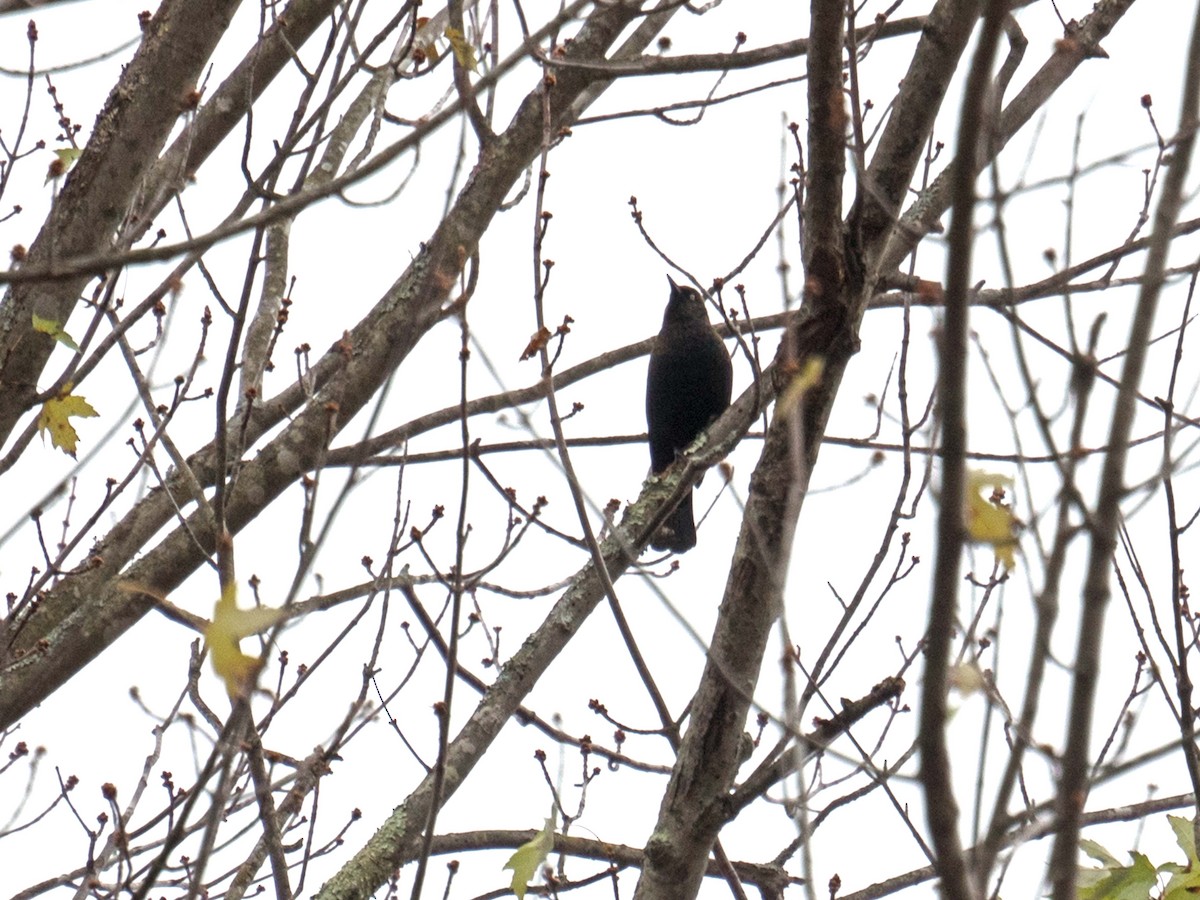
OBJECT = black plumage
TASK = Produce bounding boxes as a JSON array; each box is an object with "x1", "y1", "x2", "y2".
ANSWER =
[{"x1": 645, "y1": 276, "x2": 733, "y2": 552}]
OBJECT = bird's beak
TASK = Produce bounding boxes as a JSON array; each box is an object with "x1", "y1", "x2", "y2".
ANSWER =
[{"x1": 666, "y1": 274, "x2": 679, "y2": 292}]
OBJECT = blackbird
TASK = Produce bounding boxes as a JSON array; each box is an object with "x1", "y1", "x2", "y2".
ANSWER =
[{"x1": 645, "y1": 275, "x2": 733, "y2": 552}]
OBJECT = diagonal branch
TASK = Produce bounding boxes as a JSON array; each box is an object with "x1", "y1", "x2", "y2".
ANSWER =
[
  {"x1": 855, "y1": 0, "x2": 985, "y2": 260},
  {"x1": 877, "y1": 0, "x2": 1139, "y2": 273},
  {"x1": 0, "y1": 0, "x2": 243, "y2": 447},
  {"x1": 1048, "y1": 3, "x2": 1200, "y2": 896},
  {"x1": 0, "y1": 0, "x2": 641, "y2": 730},
  {"x1": 918, "y1": 3, "x2": 1000, "y2": 899},
  {"x1": 313, "y1": 347, "x2": 769, "y2": 900},
  {"x1": 629, "y1": 1, "x2": 859, "y2": 898}
]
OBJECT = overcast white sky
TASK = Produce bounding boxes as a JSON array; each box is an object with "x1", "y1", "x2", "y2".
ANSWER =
[{"x1": 2, "y1": 1, "x2": 1199, "y2": 898}]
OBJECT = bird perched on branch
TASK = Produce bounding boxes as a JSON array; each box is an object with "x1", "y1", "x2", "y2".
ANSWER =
[{"x1": 645, "y1": 275, "x2": 733, "y2": 552}]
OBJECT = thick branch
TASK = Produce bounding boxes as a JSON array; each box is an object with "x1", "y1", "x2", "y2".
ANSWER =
[
  {"x1": 1047, "y1": 3, "x2": 1200, "y2": 896},
  {"x1": 877, "y1": 0, "x2": 1139, "y2": 272},
  {"x1": 630, "y1": 3, "x2": 857, "y2": 898},
  {"x1": 131, "y1": 0, "x2": 348, "y2": 243},
  {"x1": 855, "y1": 0, "x2": 983, "y2": 258},
  {"x1": 0, "y1": 0, "x2": 242, "y2": 446},
  {"x1": 0, "y1": 0, "x2": 637, "y2": 730},
  {"x1": 313, "y1": 349, "x2": 768, "y2": 900},
  {"x1": 918, "y1": 3, "x2": 995, "y2": 899}
]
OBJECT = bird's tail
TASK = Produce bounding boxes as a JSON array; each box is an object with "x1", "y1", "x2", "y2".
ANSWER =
[{"x1": 652, "y1": 491, "x2": 697, "y2": 553}]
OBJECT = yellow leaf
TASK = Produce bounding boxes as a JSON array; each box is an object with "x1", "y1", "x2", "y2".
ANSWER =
[
  {"x1": 414, "y1": 17, "x2": 440, "y2": 64},
  {"x1": 503, "y1": 817, "x2": 555, "y2": 900},
  {"x1": 32, "y1": 313, "x2": 79, "y2": 350},
  {"x1": 775, "y1": 356, "x2": 825, "y2": 421},
  {"x1": 45, "y1": 147, "x2": 81, "y2": 184},
  {"x1": 965, "y1": 471, "x2": 1018, "y2": 570},
  {"x1": 203, "y1": 579, "x2": 285, "y2": 698},
  {"x1": 37, "y1": 388, "x2": 98, "y2": 457},
  {"x1": 444, "y1": 27, "x2": 478, "y2": 72},
  {"x1": 948, "y1": 661, "x2": 986, "y2": 695}
]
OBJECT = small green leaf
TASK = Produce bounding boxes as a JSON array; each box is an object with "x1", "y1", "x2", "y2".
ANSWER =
[
  {"x1": 32, "y1": 314, "x2": 79, "y2": 350},
  {"x1": 1167, "y1": 814, "x2": 1200, "y2": 865},
  {"x1": 502, "y1": 818, "x2": 554, "y2": 900},
  {"x1": 1162, "y1": 815, "x2": 1200, "y2": 898},
  {"x1": 1077, "y1": 839, "x2": 1158, "y2": 900},
  {"x1": 1080, "y1": 838, "x2": 1122, "y2": 868}
]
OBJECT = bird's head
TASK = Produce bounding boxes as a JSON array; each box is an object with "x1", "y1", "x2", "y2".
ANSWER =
[{"x1": 664, "y1": 275, "x2": 710, "y2": 324}]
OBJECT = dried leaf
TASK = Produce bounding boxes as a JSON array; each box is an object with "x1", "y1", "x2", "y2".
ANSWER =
[
  {"x1": 444, "y1": 27, "x2": 478, "y2": 72},
  {"x1": 520, "y1": 326, "x2": 552, "y2": 361}
]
